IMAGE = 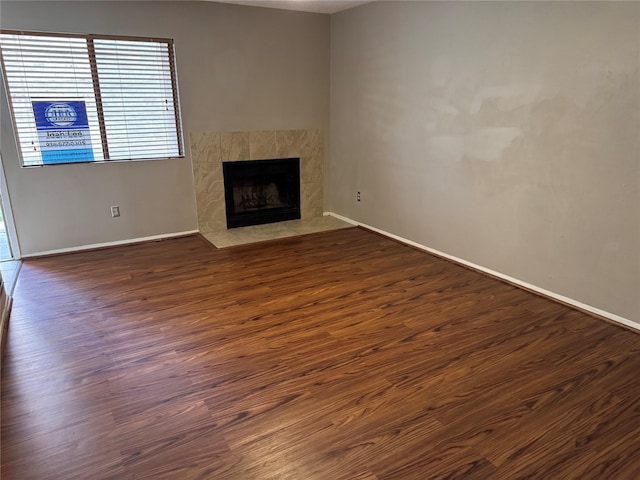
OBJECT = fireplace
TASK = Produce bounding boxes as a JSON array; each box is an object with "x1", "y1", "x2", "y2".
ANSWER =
[{"x1": 222, "y1": 158, "x2": 301, "y2": 229}]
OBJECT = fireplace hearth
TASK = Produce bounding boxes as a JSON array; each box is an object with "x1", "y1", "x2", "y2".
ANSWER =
[{"x1": 222, "y1": 158, "x2": 301, "y2": 229}]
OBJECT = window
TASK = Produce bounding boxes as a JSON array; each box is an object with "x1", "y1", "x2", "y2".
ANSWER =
[{"x1": 0, "y1": 30, "x2": 183, "y2": 166}]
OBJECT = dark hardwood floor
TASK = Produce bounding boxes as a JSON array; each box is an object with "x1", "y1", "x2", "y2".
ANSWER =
[{"x1": 2, "y1": 228, "x2": 639, "y2": 479}]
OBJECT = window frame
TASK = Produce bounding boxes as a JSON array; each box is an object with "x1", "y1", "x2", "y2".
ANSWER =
[{"x1": 0, "y1": 29, "x2": 185, "y2": 167}]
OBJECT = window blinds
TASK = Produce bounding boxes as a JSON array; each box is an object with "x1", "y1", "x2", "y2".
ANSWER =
[{"x1": 0, "y1": 30, "x2": 183, "y2": 166}]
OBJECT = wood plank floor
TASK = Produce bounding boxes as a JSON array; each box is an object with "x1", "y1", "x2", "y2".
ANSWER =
[{"x1": 2, "y1": 228, "x2": 640, "y2": 479}]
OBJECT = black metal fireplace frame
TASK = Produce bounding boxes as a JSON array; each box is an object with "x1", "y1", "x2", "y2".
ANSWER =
[{"x1": 222, "y1": 158, "x2": 301, "y2": 229}]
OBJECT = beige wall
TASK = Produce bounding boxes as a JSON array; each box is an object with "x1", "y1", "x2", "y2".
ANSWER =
[
  {"x1": 0, "y1": 1, "x2": 329, "y2": 255},
  {"x1": 330, "y1": 2, "x2": 640, "y2": 321}
]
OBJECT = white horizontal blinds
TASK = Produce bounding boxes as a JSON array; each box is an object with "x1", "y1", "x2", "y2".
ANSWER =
[
  {"x1": 0, "y1": 33, "x2": 104, "y2": 165},
  {"x1": 0, "y1": 30, "x2": 183, "y2": 166},
  {"x1": 94, "y1": 39, "x2": 180, "y2": 161}
]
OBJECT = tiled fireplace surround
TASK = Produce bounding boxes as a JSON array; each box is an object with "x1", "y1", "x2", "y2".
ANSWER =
[{"x1": 190, "y1": 129, "x2": 325, "y2": 238}]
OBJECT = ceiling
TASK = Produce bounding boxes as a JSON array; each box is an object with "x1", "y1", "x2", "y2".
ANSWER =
[{"x1": 211, "y1": 0, "x2": 373, "y2": 15}]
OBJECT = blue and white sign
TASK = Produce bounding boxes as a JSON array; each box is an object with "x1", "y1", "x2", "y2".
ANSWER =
[{"x1": 32, "y1": 101, "x2": 94, "y2": 164}]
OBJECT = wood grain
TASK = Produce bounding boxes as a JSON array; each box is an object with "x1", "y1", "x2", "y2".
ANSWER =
[{"x1": 2, "y1": 228, "x2": 639, "y2": 479}]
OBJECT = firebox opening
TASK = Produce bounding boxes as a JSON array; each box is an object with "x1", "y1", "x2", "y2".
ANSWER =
[{"x1": 222, "y1": 158, "x2": 301, "y2": 229}]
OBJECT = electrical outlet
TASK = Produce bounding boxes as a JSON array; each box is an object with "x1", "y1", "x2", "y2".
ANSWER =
[
  {"x1": 357, "y1": 191, "x2": 361, "y2": 202},
  {"x1": 110, "y1": 205, "x2": 120, "y2": 218}
]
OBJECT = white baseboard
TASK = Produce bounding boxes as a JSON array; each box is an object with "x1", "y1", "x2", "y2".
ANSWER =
[
  {"x1": 22, "y1": 230, "x2": 199, "y2": 258},
  {"x1": 325, "y1": 211, "x2": 639, "y2": 332}
]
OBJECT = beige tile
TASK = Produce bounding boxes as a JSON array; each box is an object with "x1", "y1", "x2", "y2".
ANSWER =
[
  {"x1": 194, "y1": 162, "x2": 222, "y2": 195},
  {"x1": 289, "y1": 215, "x2": 353, "y2": 235},
  {"x1": 189, "y1": 131, "x2": 205, "y2": 150},
  {"x1": 196, "y1": 195, "x2": 216, "y2": 230},
  {"x1": 204, "y1": 131, "x2": 221, "y2": 163},
  {"x1": 275, "y1": 130, "x2": 303, "y2": 158},
  {"x1": 190, "y1": 131, "x2": 220, "y2": 164},
  {"x1": 300, "y1": 154, "x2": 323, "y2": 185},
  {"x1": 276, "y1": 129, "x2": 323, "y2": 159},
  {"x1": 201, "y1": 216, "x2": 353, "y2": 248},
  {"x1": 210, "y1": 182, "x2": 227, "y2": 230},
  {"x1": 299, "y1": 129, "x2": 322, "y2": 157},
  {"x1": 190, "y1": 132, "x2": 208, "y2": 166},
  {"x1": 198, "y1": 220, "x2": 214, "y2": 234},
  {"x1": 197, "y1": 129, "x2": 325, "y2": 234},
  {"x1": 196, "y1": 181, "x2": 226, "y2": 231},
  {"x1": 220, "y1": 131, "x2": 249, "y2": 161},
  {"x1": 249, "y1": 131, "x2": 276, "y2": 160},
  {"x1": 301, "y1": 181, "x2": 323, "y2": 219}
]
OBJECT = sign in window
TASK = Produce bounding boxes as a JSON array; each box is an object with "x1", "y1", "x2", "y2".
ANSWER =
[{"x1": 32, "y1": 101, "x2": 95, "y2": 164}]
